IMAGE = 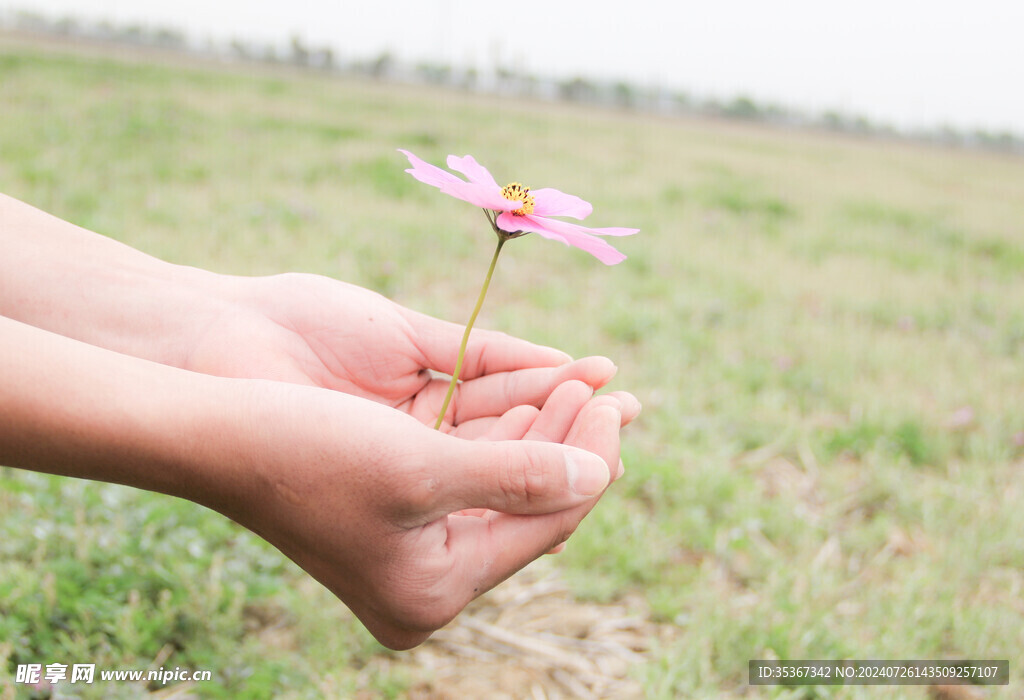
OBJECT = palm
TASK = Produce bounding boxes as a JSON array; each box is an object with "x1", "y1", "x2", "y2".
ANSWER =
[
  {"x1": 188, "y1": 275, "x2": 431, "y2": 404},
  {"x1": 185, "y1": 273, "x2": 612, "y2": 435}
]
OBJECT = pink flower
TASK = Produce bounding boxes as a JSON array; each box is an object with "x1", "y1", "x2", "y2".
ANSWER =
[{"x1": 399, "y1": 150, "x2": 638, "y2": 265}]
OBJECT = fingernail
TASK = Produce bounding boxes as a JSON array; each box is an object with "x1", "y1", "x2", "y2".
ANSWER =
[
  {"x1": 566, "y1": 450, "x2": 610, "y2": 497},
  {"x1": 614, "y1": 459, "x2": 625, "y2": 480},
  {"x1": 626, "y1": 395, "x2": 642, "y2": 416},
  {"x1": 604, "y1": 360, "x2": 619, "y2": 382}
]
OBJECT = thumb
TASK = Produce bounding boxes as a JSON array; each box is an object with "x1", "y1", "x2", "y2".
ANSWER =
[
  {"x1": 401, "y1": 307, "x2": 573, "y2": 378},
  {"x1": 434, "y1": 436, "x2": 611, "y2": 517}
]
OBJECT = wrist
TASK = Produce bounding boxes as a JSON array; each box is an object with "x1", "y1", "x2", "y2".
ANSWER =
[
  {"x1": 120, "y1": 261, "x2": 239, "y2": 368},
  {"x1": 0, "y1": 316, "x2": 242, "y2": 501},
  {"x1": 0, "y1": 194, "x2": 238, "y2": 367}
]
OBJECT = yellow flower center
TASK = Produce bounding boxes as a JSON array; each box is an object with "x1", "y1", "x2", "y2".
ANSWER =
[{"x1": 502, "y1": 182, "x2": 535, "y2": 216}]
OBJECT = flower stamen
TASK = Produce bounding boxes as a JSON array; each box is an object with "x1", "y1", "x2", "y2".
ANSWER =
[{"x1": 501, "y1": 182, "x2": 535, "y2": 216}]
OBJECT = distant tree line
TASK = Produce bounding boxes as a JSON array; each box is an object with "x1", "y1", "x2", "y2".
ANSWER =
[
  {"x1": 7, "y1": 9, "x2": 188, "y2": 49},
  {"x1": 3, "y1": 9, "x2": 1021, "y2": 155}
]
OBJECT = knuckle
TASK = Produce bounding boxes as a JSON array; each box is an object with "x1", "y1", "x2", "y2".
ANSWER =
[
  {"x1": 499, "y1": 449, "x2": 551, "y2": 506},
  {"x1": 395, "y1": 473, "x2": 442, "y2": 514},
  {"x1": 502, "y1": 371, "x2": 520, "y2": 408},
  {"x1": 387, "y1": 450, "x2": 443, "y2": 515}
]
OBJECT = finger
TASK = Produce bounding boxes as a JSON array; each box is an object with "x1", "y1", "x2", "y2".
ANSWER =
[
  {"x1": 535, "y1": 400, "x2": 623, "y2": 545},
  {"x1": 434, "y1": 386, "x2": 635, "y2": 463},
  {"x1": 443, "y1": 356, "x2": 617, "y2": 425},
  {"x1": 480, "y1": 404, "x2": 540, "y2": 441},
  {"x1": 443, "y1": 416, "x2": 498, "y2": 440},
  {"x1": 556, "y1": 391, "x2": 636, "y2": 479},
  {"x1": 441, "y1": 401, "x2": 622, "y2": 593},
  {"x1": 441, "y1": 400, "x2": 543, "y2": 440},
  {"x1": 564, "y1": 402, "x2": 622, "y2": 479},
  {"x1": 523, "y1": 379, "x2": 594, "y2": 443},
  {"x1": 604, "y1": 391, "x2": 642, "y2": 426},
  {"x1": 599, "y1": 392, "x2": 636, "y2": 482},
  {"x1": 443, "y1": 381, "x2": 602, "y2": 527},
  {"x1": 402, "y1": 308, "x2": 572, "y2": 377},
  {"x1": 447, "y1": 382, "x2": 606, "y2": 523},
  {"x1": 429, "y1": 432, "x2": 612, "y2": 519}
]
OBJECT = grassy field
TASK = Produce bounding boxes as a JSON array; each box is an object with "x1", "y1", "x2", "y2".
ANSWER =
[{"x1": 2, "y1": 33, "x2": 1024, "y2": 699}]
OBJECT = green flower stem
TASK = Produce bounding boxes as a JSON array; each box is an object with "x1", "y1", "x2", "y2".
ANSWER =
[{"x1": 434, "y1": 236, "x2": 505, "y2": 430}]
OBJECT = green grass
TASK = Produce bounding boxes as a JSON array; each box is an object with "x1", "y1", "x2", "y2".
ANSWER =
[{"x1": 2, "y1": 36, "x2": 1024, "y2": 698}]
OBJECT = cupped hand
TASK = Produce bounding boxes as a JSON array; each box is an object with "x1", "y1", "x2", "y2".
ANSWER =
[
  {"x1": 186, "y1": 272, "x2": 619, "y2": 434},
  {"x1": 209, "y1": 377, "x2": 636, "y2": 650}
]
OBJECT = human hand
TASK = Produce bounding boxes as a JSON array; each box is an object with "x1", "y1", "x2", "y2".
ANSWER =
[
  {"x1": 204, "y1": 377, "x2": 634, "y2": 650},
  {"x1": 2, "y1": 196, "x2": 642, "y2": 651},
  {"x1": 1, "y1": 196, "x2": 621, "y2": 433},
  {"x1": 0, "y1": 197, "x2": 615, "y2": 433},
  {"x1": 187, "y1": 272, "x2": 621, "y2": 433},
  {"x1": 1, "y1": 316, "x2": 636, "y2": 651}
]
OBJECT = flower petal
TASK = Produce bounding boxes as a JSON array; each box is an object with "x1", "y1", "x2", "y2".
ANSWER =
[
  {"x1": 442, "y1": 180, "x2": 522, "y2": 211},
  {"x1": 531, "y1": 188, "x2": 593, "y2": 220},
  {"x1": 523, "y1": 214, "x2": 639, "y2": 241},
  {"x1": 496, "y1": 211, "x2": 561, "y2": 239},
  {"x1": 497, "y1": 213, "x2": 631, "y2": 265},
  {"x1": 400, "y1": 150, "x2": 639, "y2": 266},
  {"x1": 399, "y1": 149, "x2": 463, "y2": 189},
  {"x1": 572, "y1": 225, "x2": 640, "y2": 237},
  {"x1": 447, "y1": 155, "x2": 500, "y2": 188}
]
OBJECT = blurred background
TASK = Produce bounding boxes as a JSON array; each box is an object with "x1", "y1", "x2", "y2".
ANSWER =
[
  {"x1": 5, "y1": 0, "x2": 1024, "y2": 139},
  {"x1": 1, "y1": 1, "x2": 1023, "y2": 698}
]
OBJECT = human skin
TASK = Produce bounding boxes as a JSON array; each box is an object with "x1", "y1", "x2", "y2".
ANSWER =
[
  {"x1": 0, "y1": 193, "x2": 635, "y2": 432},
  {"x1": 0, "y1": 194, "x2": 639, "y2": 649}
]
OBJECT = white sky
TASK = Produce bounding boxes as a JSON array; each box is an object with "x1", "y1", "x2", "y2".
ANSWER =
[{"x1": 5, "y1": 0, "x2": 1024, "y2": 132}]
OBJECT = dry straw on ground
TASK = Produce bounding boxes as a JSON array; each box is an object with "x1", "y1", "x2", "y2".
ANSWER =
[
  {"x1": 404, "y1": 559, "x2": 664, "y2": 699},
  {"x1": 134, "y1": 558, "x2": 665, "y2": 699}
]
